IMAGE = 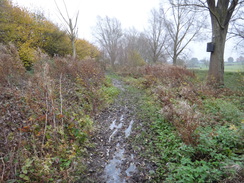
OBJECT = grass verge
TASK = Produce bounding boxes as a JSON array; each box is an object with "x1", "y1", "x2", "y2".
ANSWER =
[{"x1": 120, "y1": 65, "x2": 244, "y2": 183}]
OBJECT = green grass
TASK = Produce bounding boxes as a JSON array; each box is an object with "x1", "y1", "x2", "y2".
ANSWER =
[
  {"x1": 192, "y1": 69, "x2": 244, "y2": 91},
  {"x1": 224, "y1": 63, "x2": 244, "y2": 72},
  {"x1": 193, "y1": 62, "x2": 244, "y2": 72}
]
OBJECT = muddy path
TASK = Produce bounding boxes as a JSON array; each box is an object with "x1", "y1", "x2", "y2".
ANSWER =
[{"x1": 79, "y1": 79, "x2": 154, "y2": 182}]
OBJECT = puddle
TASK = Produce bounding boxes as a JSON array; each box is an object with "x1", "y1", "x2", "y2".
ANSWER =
[
  {"x1": 125, "y1": 120, "x2": 134, "y2": 138},
  {"x1": 104, "y1": 143, "x2": 125, "y2": 183},
  {"x1": 109, "y1": 118, "x2": 123, "y2": 143},
  {"x1": 105, "y1": 116, "x2": 137, "y2": 182},
  {"x1": 103, "y1": 81, "x2": 137, "y2": 182},
  {"x1": 126, "y1": 154, "x2": 136, "y2": 177},
  {"x1": 120, "y1": 115, "x2": 124, "y2": 121},
  {"x1": 126, "y1": 163, "x2": 137, "y2": 177}
]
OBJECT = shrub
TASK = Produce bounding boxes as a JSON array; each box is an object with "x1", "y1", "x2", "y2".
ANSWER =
[
  {"x1": 18, "y1": 42, "x2": 38, "y2": 70},
  {"x1": 160, "y1": 99, "x2": 200, "y2": 146},
  {"x1": 127, "y1": 50, "x2": 146, "y2": 67},
  {"x1": 0, "y1": 43, "x2": 25, "y2": 85},
  {"x1": 118, "y1": 64, "x2": 195, "y2": 87}
]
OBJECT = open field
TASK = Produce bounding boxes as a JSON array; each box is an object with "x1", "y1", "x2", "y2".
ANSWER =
[
  {"x1": 191, "y1": 62, "x2": 244, "y2": 72},
  {"x1": 191, "y1": 66, "x2": 244, "y2": 91}
]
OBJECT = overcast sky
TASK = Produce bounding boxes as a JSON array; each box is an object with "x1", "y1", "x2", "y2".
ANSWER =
[
  {"x1": 12, "y1": 0, "x2": 160, "y2": 40},
  {"x1": 11, "y1": 0, "x2": 239, "y2": 60}
]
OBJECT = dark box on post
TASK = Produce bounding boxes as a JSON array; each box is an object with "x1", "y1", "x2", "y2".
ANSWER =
[{"x1": 206, "y1": 42, "x2": 214, "y2": 52}]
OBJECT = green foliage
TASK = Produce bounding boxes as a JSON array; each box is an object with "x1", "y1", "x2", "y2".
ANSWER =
[
  {"x1": 195, "y1": 126, "x2": 243, "y2": 157},
  {"x1": 166, "y1": 158, "x2": 223, "y2": 183},
  {"x1": 165, "y1": 125, "x2": 243, "y2": 183},
  {"x1": 203, "y1": 98, "x2": 243, "y2": 125},
  {"x1": 99, "y1": 77, "x2": 120, "y2": 105},
  {"x1": 121, "y1": 64, "x2": 244, "y2": 182},
  {"x1": 18, "y1": 42, "x2": 36, "y2": 69},
  {"x1": 76, "y1": 39, "x2": 100, "y2": 60},
  {"x1": 150, "y1": 117, "x2": 243, "y2": 182}
]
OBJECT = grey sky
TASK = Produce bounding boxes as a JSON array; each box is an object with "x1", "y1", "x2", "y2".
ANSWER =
[{"x1": 12, "y1": 0, "x2": 240, "y2": 60}]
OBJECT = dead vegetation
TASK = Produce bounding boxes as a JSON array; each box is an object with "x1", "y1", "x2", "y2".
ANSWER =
[{"x1": 0, "y1": 44, "x2": 106, "y2": 182}]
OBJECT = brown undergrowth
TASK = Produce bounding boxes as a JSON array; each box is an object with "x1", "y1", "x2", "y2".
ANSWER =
[
  {"x1": 119, "y1": 64, "x2": 243, "y2": 145},
  {"x1": 119, "y1": 64, "x2": 243, "y2": 182},
  {"x1": 0, "y1": 44, "x2": 106, "y2": 182}
]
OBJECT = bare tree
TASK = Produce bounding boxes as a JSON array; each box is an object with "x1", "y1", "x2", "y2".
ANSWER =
[
  {"x1": 54, "y1": 0, "x2": 79, "y2": 59},
  {"x1": 93, "y1": 16, "x2": 122, "y2": 69},
  {"x1": 146, "y1": 8, "x2": 168, "y2": 63},
  {"x1": 182, "y1": 0, "x2": 244, "y2": 86},
  {"x1": 119, "y1": 28, "x2": 140, "y2": 66},
  {"x1": 229, "y1": 9, "x2": 244, "y2": 52},
  {"x1": 124, "y1": 29, "x2": 151, "y2": 63},
  {"x1": 162, "y1": 0, "x2": 206, "y2": 65},
  {"x1": 118, "y1": 28, "x2": 149, "y2": 66}
]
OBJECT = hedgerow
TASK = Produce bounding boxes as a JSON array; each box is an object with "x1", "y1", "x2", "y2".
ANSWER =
[{"x1": 0, "y1": 44, "x2": 117, "y2": 182}]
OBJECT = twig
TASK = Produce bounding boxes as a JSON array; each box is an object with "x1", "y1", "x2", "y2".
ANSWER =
[
  {"x1": 1, "y1": 157, "x2": 5, "y2": 181},
  {"x1": 42, "y1": 90, "x2": 48, "y2": 149},
  {"x1": 42, "y1": 64, "x2": 49, "y2": 150},
  {"x1": 60, "y1": 74, "x2": 64, "y2": 136}
]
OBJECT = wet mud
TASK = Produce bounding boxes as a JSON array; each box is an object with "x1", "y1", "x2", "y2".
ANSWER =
[{"x1": 79, "y1": 79, "x2": 154, "y2": 182}]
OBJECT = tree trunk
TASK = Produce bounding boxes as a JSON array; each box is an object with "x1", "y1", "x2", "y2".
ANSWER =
[
  {"x1": 69, "y1": 19, "x2": 76, "y2": 60},
  {"x1": 173, "y1": 52, "x2": 177, "y2": 65},
  {"x1": 208, "y1": 15, "x2": 228, "y2": 86},
  {"x1": 110, "y1": 52, "x2": 116, "y2": 69},
  {"x1": 206, "y1": 0, "x2": 239, "y2": 87},
  {"x1": 71, "y1": 38, "x2": 76, "y2": 59}
]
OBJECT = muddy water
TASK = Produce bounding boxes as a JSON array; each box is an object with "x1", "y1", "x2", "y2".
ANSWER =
[
  {"x1": 104, "y1": 143, "x2": 125, "y2": 183},
  {"x1": 102, "y1": 79, "x2": 138, "y2": 182},
  {"x1": 104, "y1": 113, "x2": 137, "y2": 182},
  {"x1": 81, "y1": 78, "x2": 152, "y2": 182}
]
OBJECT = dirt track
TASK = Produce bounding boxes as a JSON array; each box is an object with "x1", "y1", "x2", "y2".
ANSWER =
[{"x1": 79, "y1": 79, "x2": 155, "y2": 183}]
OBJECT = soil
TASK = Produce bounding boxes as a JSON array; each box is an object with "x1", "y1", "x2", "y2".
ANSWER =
[{"x1": 78, "y1": 79, "x2": 156, "y2": 183}]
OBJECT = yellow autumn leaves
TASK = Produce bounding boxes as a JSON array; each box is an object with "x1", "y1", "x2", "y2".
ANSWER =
[{"x1": 0, "y1": 0, "x2": 99, "y2": 68}]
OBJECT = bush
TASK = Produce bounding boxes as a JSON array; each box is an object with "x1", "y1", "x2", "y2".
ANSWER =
[
  {"x1": 0, "y1": 43, "x2": 25, "y2": 85},
  {"x1": 118, "y1": 64, "x2": 195, "y2": 87},
  {"x1": 18, "y1": 42, "x2": 37, "y2": 70}
]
